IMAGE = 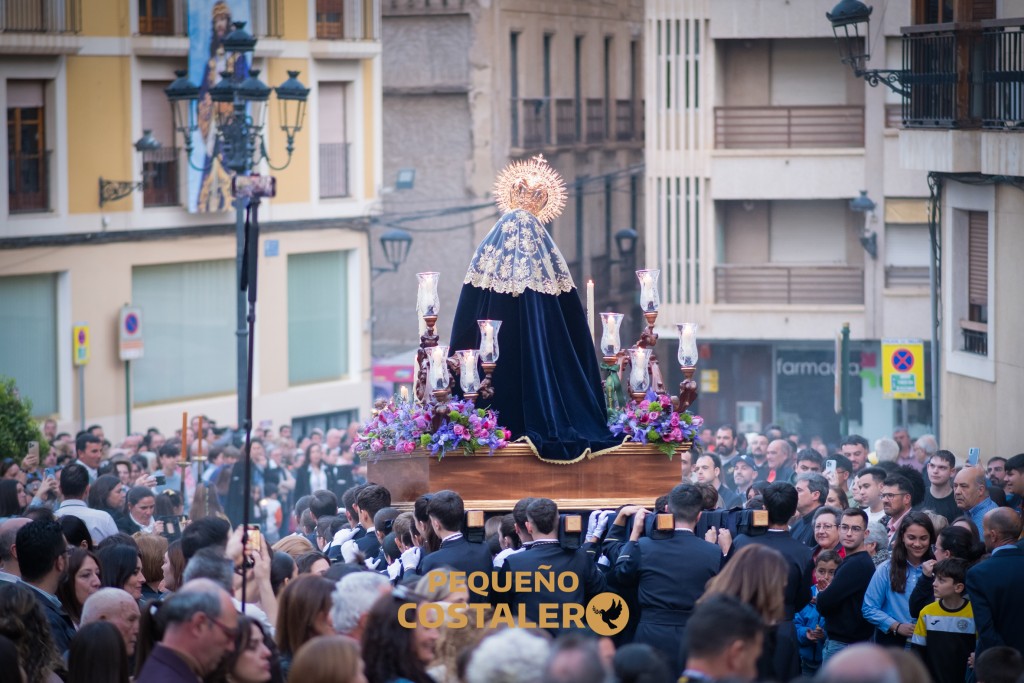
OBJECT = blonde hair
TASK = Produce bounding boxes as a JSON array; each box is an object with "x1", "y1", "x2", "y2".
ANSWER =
[
  {"x1": 289, "y1": 635, "x2": 363, "y2": 683},
  {"x1": 700, "y1": 544, "x2": 787, "y2": 624},
  {"x1": 272, "y1": 534, "x2": 315, "y2": 560}
]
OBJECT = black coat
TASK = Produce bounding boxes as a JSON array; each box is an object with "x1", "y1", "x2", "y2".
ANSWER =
[
  {"x1": 733, "y1": 529, "x2": 813, "y2": 620},
  {"x1": 30, "y1": 585, "x2": 76, "y2": 656},
  {"x1": 292, "y1": 463, "x2": 354, "y2": 502},
  {"x1": 965, "y1": 545, "x2": 1024, "y2": 656},
  {"x1": 419, "y1": 535, "x2": 493, "y2": 602}
]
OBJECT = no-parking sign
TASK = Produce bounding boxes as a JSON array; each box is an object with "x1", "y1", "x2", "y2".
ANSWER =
[
  {"x1": 119, "y1": 306, "x2": 144, "y2": 361},
  {"x1": 881, "y1": 339, "x2": 924, "y2": 399}
]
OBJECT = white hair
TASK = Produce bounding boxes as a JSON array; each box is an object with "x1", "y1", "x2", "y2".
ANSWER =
[
  {"x1": 465, "y1": 629, "x2": 551, "y2": 683},
  {"x1": 331, "y1": 571, "x2": 390, "y2": 635},
  {"x1": 81, "y1": 587, "x2": 138, "y2": 625},
  {"x1": 874, "y1": 438, "x2": 899, "y2": 463}
]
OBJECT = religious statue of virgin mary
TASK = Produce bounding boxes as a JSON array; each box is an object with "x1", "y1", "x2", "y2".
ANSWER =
[{"x1": 448, "y1": 156, "x2": 619, "y2": 462}]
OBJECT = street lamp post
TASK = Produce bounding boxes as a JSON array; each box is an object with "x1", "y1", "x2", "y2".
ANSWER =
[{"x1": 163, "y1": 22, "x2": 309, "y2": 431}]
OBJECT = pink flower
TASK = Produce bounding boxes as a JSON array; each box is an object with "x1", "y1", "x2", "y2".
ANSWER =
[
  {"x1": 670, "y1": 413, "x2": 680, "y2": 427},
  {"x1": 453, "y1": 424, "x2": 465, "y2": 437},
  {"x1": 660, "y1": 395, "x2": 672, "y2": 408},
  {"x1": 403, "y1": 441, "x2": 415, "y2": 453},
  {"x1": 504, "y1": 429, "x2": 512, "y2": 439},
  {"x1": 669, "y1": 428, "x2": 683, "y2": 441},
  {"x1": 371, "y1": 439, "x2": 384, "y2": 452}
]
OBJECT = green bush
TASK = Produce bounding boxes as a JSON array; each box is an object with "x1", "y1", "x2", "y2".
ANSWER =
[{"x1": 0, "y1": 377, "x2": 47, "y2": 461}]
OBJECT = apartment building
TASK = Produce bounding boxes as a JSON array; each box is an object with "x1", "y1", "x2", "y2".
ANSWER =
[
  {"x1": 645, "y1": 0, "x2": 934, "y2": 443},
  {"x1": 0, "y1": 0, "x2": 383, "y2": 437},
  {"x1": 373, "y1": 0, "x2": 646, "y2": 377},
  {"x1": 896, "y1": 0, "x2": 1024, "y2": 455}
]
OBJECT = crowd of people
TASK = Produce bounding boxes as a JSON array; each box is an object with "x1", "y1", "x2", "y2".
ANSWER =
[{"x1": 0, "y1": 418, "x2": 1022, "y2": 683}]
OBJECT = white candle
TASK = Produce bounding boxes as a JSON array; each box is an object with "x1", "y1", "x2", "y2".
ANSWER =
[
  {"x1": 682, "y1": 325, "x2": 694, "y2": 348},
  {"x1": 587, "y1": 280, "x2": 595, "y2": 343},
  {"x1": 400, "y1": 386, "x2": 409, "y2": 402}
]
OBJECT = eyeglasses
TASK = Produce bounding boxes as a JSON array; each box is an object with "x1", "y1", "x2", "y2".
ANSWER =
[
  {"x1": 839, "y1": 524, "x2": 864, "y2": 533},
  {"x1": 208, "y1": 616, "x2": 240, "y2": 640},
  {"x1": 880, "y1": 493, "x2": 907, "y2": 499},
  {"x1": 813, "y1": 523, "x2": 836, "y2": 530}
]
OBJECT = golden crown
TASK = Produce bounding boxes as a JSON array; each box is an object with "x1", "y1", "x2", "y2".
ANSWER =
[{"x1": 493, "y1": 154, "x2": 566, "y2": 224}]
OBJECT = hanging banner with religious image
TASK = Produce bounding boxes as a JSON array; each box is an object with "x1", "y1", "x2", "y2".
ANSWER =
[{"x1": 187, "y1": 0, "x2": 251, "y2": 213}]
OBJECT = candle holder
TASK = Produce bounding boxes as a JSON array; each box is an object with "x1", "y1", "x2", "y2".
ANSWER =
[
  {"x1": 626, "y1": 346, "x2": 653, "y2": 401},
  {"x1": 456, "y1": 349, "x2": 482, "y2": 401},
  {"x1": 599, "y1": 312, "x2": 627, "y2": 408},
  {"x1": 475, "y1": 319, "x2": 501, "y2": 401},
  {"x1": 676, "y1": 322, "x2": 699, "y2": 412},
  {"x1": 632, "y1": 270, "x2": 665, "y2": 395}
]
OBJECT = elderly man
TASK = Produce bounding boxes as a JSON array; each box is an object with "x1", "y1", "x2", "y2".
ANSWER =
[
  {"x1": 762, "y1": 439, "x2": 795, "y2": 484},
  {"x1": 136, "y1": 578, "x2": 239, "y2": 682},
  {"x1": 81, "y1": 588, "x2": 141, "y2": 655},
  {"x1": 966, "y1": 508, "x2": 1024, "y2": 657},
  {"x1": 953, "y1": 466, "x2": 998, "y2": 530},
  {"x1": 331, "y1": 571, "x2": 390, "y2": 641}
]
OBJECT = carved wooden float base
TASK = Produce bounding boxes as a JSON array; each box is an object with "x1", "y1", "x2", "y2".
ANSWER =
[{"x1": 365, "y1": 442, "x2": 689, "y2": 511}]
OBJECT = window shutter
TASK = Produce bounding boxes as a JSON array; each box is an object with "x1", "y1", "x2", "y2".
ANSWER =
[{"x1": 967, "y1": 211, "x2": 988, "y2": 306}]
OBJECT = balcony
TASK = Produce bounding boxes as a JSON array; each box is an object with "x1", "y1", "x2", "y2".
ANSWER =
[
  {"x1": 8, "y1": 151, "x2": 50, "y2": 213},
  {"x1": 1, "y1": 0, "x2": 80, "y2": 33},
  {"x1": 714, "y1": 106, "x2": 865, "y2": 149},
  {"x1": 316, "y1": 0, "x2": 380, "y2": 40},
  {"x1": 615, "y1": 99, "x2": 643, "y2": 141},
  {"x1": 959, "y1": 320, "x2": 987, "y2": 356},
  {"x1": 714, "y1": 264, "x2": 864, "y2": 305},
  {"x1": 319, "y1": 142, "x2": 351, "y2": 198},
  {"x1": 514, "y1": 98, "x2": 549, "y2": 148},
  {"x1": 901, "y1": 19, "x2": 1024, "y2": 129},
  {"x1": 133, "y1": 0, "x2": 281, "y2": 38},
  {"x1": 585, "y1": 98, "x2": 605, "y2": 143},
  {"x1": 142, "y1": 147, "x2": 179, "y2": 207},
  {"x1": 138, "y1": 0, "x2": 175, "y2": 36},
  {"x1": 555, "y1": 98, "x2": 576, "y2": 145},
  {"x1": 382, "y1": 0, "x2": 466, "y2": 15}
]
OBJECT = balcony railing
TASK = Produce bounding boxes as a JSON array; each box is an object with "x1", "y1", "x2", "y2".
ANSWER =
[
  {"x1": 142, "y1": 147, "x2": 179, "y2": 207},
  {"x1": 715, "y1": 106, "x2": 865, "y2": 149},
  {"x1": 515, "y1": 98, "x2": 549, "y2": 148},
  {"x1": 555, "y1": 99, "x2": 576, "y2": 145},
  {"x1": 615, "y1": 99, "x2": 641, "y2": 141},
  {"x1": 714, "y1": 264, "x2": 864, "y2": 305},
  {"x1": 1, "y1": 0, "x2": 81, "y2": 33},
  {"x1": 8, "y1": 150, "x2": 50, "y2": 213},
  {"x1": 585, "y1": 98, "x2": 605, "y2": 143},
  {"x1": 319, "y1": 142, "x2": 350, "y2": 198},
  {"x1": 383, "y1": 0, "x2": 466, "y2": 14},
  {"x1": 980, "y1": 19, "x2": 1024, "y2": 129},
  {"x1": 901, "y1": 25, "x2": 963, "y2": 127},
  {"x1": 316, "y1": 0, "x2": 380, "y2": 40},
  {"x1": 960, "y1": 319, "x2": 988, "y2": 356}
]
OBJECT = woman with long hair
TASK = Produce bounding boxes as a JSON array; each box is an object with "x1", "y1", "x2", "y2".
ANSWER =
[
  {"x1": 58, "y1": 515, "x2": 93, "y2": 551},
  {"x1": 0, "y1": 479, "x2": 28, "y2": 520},
  {"x1": 362, "y1": 592, "x2": 439, "y2": 683},
  {"x1": 87, "y1": 475, "x2": 125, "y2": 524},
  {"x1": 0, "y1": 583, "x2": 64, "y2": 683},
  {"x1": 132, "y1": 533, "x2": 168, "y2": 600},
  {"x1": 55, "y1": 547, "x2": 101, "y2": 627},
  {"x1": 67, "y1": 621, "x2": 129, "y2": 683},
  {"x1": 116, "y1": 486, "x2": 157, "y2": 535},
  {"x1": 908, "y1": 524, "x2": 985, "y2": 618},
  {"x1": 275, "y1": 574, "x2": 335, "y2": 677},
  {"x1": 698, "y1": 543, "x2": 798, "y2": 682},
  {"x1": 862, "y1": 510, "x2": 935, "y2": 648},
  {"x1": 160, "y1": 539, "x2": 186, "y2": 593},
  {"x1": 97, "y1": 544, "x2": 146, "y2": 601},
  {"x1": 290, "y1": 635, "x2": 365, "y2": 683},
  {"x1": 206, "y1": 615, "x2": 282, "y2": 683}
]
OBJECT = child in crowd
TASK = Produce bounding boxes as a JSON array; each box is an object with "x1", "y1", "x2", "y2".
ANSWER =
[
  {"x1": 911, "y1": 558, "x2": 976, "y2": 683},
  {"x1": 796, "y1": 549, "x2": 842, "y2": 676}
]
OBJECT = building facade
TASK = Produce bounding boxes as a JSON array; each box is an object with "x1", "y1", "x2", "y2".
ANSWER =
[
  {"x1": 645, "y1": 0, "x2": 935, "y2": 444},
  {"x1": 374, "y1": 0, "x2": 646, "y2": 382},
  {"x1": 0, "y1": 0, "x2": 383, "y2": 438}
]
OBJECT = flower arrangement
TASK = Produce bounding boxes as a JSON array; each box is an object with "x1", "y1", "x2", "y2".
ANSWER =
[
  {"x1": 607, "y1": 389, "x2": 704, "y2": 457},
  {"x1": 355, "y1": 397, "x2": 511, "y2": 459}
]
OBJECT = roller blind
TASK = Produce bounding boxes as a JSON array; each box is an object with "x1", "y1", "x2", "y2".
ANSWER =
[
  {"x1": 967, "y1": 211, "x2": 988, "y2": 307},
  {"x1": 132, "y1": 260, "x2": 235, "y2": 404},
  {"x1": 288, "y1": 251, "x2": 348, "y2": 385},
  {"x1": 0, "y1": 273, "x2": 57, "y2": 415}
]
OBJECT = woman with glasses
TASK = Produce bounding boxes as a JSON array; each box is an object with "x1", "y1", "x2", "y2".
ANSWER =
[
  {"x1": 810, "y1": 506, "x2": 846, "y2": 565},
  {"x1": 862, "y1": 511, "x2": 935, "y2": 648}
]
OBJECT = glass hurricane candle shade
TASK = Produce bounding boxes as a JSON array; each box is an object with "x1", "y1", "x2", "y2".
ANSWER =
[
  {"x1": 416, "y1": 272, "x2": 440, "y2": 317},
  {"x1": 599, "y1": 312, "x2": 625, "y2": 357},
  {"x1": 426, "y1": 345, "x2": 450, "y2": 391},
  {"x1": 628, "y1": 347, "x2": 652, "y2": 394},
  {"x1": 636, "y1": 269, "x2": 661, "y2": 313},
  {"x1": 677, "y1": 322, "x2": 698, "y2": 367},
  {"x1": 456, "y1": 349, "x2": 482, "y2": 394},
  {"x1": 478, "y1": 320, "x2": 502, "y2": 363}
]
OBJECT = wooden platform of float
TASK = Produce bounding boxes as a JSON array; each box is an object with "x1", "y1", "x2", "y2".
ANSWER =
[{"x1": 366, "y1": 442, "x2": 688, "y2": 511}]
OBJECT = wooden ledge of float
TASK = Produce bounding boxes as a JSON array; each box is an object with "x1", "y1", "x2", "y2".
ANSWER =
[{"x1": 366, "y1": 441, "x2": 687, "y2": 511}]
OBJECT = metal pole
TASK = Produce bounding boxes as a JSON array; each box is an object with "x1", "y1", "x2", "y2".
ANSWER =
[
  {"x1": 840, "y1": 322, "x2": 850, "y2": 436},
  {"x1": 235, "y1": 195, "x2": 248, "y2": 430},
  {"x1": 927, "y1": 173, "x2": 942, "y2": 442},
  {"x1": 240, "y1": 196, "x2": 261, "y2": 608},
  {"x1": 125, "y1": 360, "x2": 132, "y2": 435},
  {"x1": 78, "y1": 365, "x2": 85, "y2": 432}
]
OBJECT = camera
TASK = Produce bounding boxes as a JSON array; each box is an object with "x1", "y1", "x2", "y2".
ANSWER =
[
  {"x1": 154, "y1": 473, "x2": 166, "y2": 486},
  {"x1": 558, "y1": 513, "x2": 585, "y2": 550},
  {"x1": 464, "y1": 509, "x2": 486, "y2": 543}
]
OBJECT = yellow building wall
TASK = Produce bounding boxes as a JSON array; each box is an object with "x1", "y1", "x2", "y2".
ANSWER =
[
  {"x1": 82, "y1": 0, "x2": 130, "y2": 37},
  {"x1": 282, "y1": 0, "x2": 309, "y2": 41},
  {"x1": 265, "y1": 59, "x2": 312, "y2": 205},
  {"x1": 66, "y1": 56, "x2": 133, "y2": 214},
  {"x1": 362, "y1": 58, "x2": 376, "y2": 200}
]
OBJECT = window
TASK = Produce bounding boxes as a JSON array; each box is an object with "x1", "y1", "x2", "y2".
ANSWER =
[
  {"x1": 7, "y1": 80, "x2": 49, "y2": 213},
  {"x1": 138, "y1": 0, "x2": 174, "y2": 36},
  {"x1": 288, "y1": 251, "x2": 349, "y2": 385},
  {"x1": 962, "y1": 211, "x2": 988, "y2": 355},
  {"x1": 0, "y1": 273, "x2": 57, "y2": 415},
  {"x1": 510, "y1": 32, "x2": 520, "y2": 146},
  {"x1": 141, "y1": 80, "x2": 179, "y2": 207},
  {"x1": 884, "y1": 224, "x2": 930, "y2": 288},
  {"x1": 132, "y1": 260, "x2": 235, "y2": 404},
  {"x1": 543, "y1": 33, "x2": 553, "y2": 145},
  {"x1": 318, "y1": 82, "x2": 349, "y2": 198}
]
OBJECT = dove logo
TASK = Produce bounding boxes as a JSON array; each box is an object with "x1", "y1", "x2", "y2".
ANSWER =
[{"x1": 586, "y1": 593, "x2": 630, "y2": 636}]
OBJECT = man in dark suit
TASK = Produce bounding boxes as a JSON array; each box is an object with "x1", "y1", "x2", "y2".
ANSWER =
[
  {"x1": 136, "y1": 578, "x2": 239, "y2": 683},
  {"x1": 419, "y1": 490, "x2": 492, "y2": 600},
  {"x1": 966, "y1": 507, "x2": 1024, "y2": 657},
  {"x1": 732, "y1": 481, "x2": 813, "y2": 620},
  {"x1": 761, "y1": 439, "x2": 796, "y2": 485},
  {"x1": 341, "y1": 484, "x2": 391, "y2": 564},
  {"x1": 612, "y1": 483, "x2": 724, "y2": 674},
  {"x1": 790, "y1": 473, "x2": 829, "y2": 547},
  {"x1": 14, "y1": 520, "x2": 76, "y2": 656},
  {"x1": 500, "y1": 498, "x2": 606, "y2": 635}
]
